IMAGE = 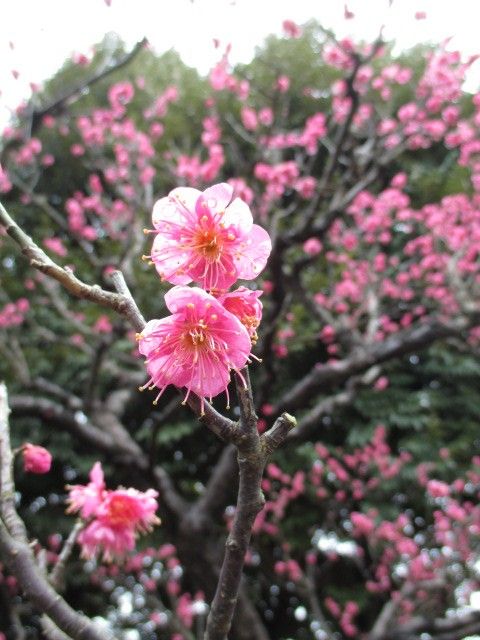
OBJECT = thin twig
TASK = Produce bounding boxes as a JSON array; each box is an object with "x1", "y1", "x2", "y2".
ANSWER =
[
  {"x1": 49, "y1": 522, "x2": 84, "y2": 591},
  {"x1": 0, "y1": 201, "x2": 145, "y2": 332}
]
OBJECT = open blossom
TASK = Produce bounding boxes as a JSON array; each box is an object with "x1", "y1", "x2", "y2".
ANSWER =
[
  {"x1": 138, "y1": 286, "x2": 251, "y2": 409},
  {"x1": 146, "y1": 182, "x2": 271, "y2": 291},
  {"x1": 77, "y1": 488, "x2": 159, "y2": 561},
  {"x1": 67, "y1": 463, "x2": 159, "y2": 561},
  {"x1": 219, "y1": 286, "x2": 263, "y2": 343},
  {"x1": 22, "y1": 443, "x2": 52, "y2": 474}
]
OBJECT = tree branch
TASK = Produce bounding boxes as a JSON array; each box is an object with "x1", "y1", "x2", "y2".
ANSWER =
[
  {"x1": 0, "y1": 383, "x2": 116, "y2": 640},
  {"x1": 204, "y1": 369, "x2": 296, "y2": 639},
  {"x1": 272, "y1": 318, "x2": 472, "y2": 415},
  {"x1": 27, "y1": 38, "x2": 147, "y2": 135},
  {"x1": 0, "y1": 201, "x2": 146, "y2": 332}
]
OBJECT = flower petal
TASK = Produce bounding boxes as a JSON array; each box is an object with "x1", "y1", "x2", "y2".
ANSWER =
[
  {"x1": 222, "y1": 197, "x2": 253, "y2": 232},
  {"x1": 200, "y1": 182, "x2": 233, "y2": 214},
  {"x1": 233, "y1": 224, "x2": 272, "y2": 280}
]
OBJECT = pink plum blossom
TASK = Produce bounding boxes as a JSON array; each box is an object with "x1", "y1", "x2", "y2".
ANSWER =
[
  {"x1": 147, "y1": 183, "x2": 271, "y2": 291},
  {"x1": 282, "y1": 20, "x2": 302, "y2": 38},
  {"x1": 219, "y1": 286, "x2": 263, "y2": 343},
  {"x1": 303, "y1": 238, "x2": 322, "y2": 256},
  {"x1": 76, "y1": 487, "x2": 159, "y2": 562},
  {"x1": 43, "y1": 237, "x2": 67, "y2": 257},
  {"x1": 67, "y1": 463, "x2": 159, "y2": 561},
  {"x1": 138, "y1": 286, "x2": 252, "y2": 410}
]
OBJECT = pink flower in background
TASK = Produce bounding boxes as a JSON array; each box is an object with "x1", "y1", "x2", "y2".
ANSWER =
[
  {"x1": 43, "y1": 237, "x2": 67, "y2": 257},
  {"x1": 219, "y1": 286, "x2": 263, "y2": 343},
  {"x1": 147, "y1": 182, "x2": 271, "y2": 291},
  {"x1": 303, "y1": 237, "x2": 322, "y2": 256},
  {"x1": 77, "y1": 488, "x2": 159, "y2": 561},
  {"x1": 276, "y1": 75, "x2": 290, "y2": 93},
  {"x1": 78, "y1": 519, "x2": 136, "y2": 561},
  {"x1": 282, "y1": 20, "x2": 302, "y2": 38},
  {"x1": 241, "y1": 107, "x2": 258, "y2": 131},
  {"x1": 138, "y1": 286, "x2": 251, "y2": 409},
  {"x1": 0, "y1": 165, "x2": 12, "y2": 193},
  {"x1": 93, "y1": 315, "x2": 113, "y2": 333},
  {"x1": 22, "y1": 443, "x2": 52, "y2": 474},
  {"x1": 374, "y1": 376, "x2": 389, "y2": 391},
  {"x1": 98, "y1": 488, "x2": 159, "y2": 533},
  {"x1": 67, "y1": 462, "x2": 160, "y2": 561}
]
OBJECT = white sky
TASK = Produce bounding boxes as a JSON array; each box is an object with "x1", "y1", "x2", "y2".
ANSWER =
[{"x1": 1, "y1": 0, "x2": 480, "y2": 126}]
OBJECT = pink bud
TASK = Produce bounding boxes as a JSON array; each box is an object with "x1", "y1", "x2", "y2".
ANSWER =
[{"x1": 22, "y1": 443, "x2": 52, "y2": 474}]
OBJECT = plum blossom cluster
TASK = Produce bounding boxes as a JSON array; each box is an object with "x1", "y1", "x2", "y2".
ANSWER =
[
  {"x1": 67, "y1": 462, "x2": 159, "y2": 561},
  {"x1": 248, "y1": 427, "x2": 480, "y2": 635},
  {"x1": 139, "y1": 182, "x2": 271, "y2": 410},
  {"x1": 175, "y1": 115, "x2": 225, "y2": 186},
  {"x1": 0, "y1": 298, "x2": 29, "y2": 328},
  {"x1": 82, "y1": 542, "x2": 208, "y2": 636}
]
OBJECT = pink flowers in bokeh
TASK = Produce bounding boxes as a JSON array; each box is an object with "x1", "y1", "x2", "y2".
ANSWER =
[{"x1": 67, "y1": 462, "x2": 159, "y2": 561}]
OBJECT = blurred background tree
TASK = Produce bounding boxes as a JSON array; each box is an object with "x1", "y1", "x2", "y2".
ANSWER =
[{"x1": 2, "y1": 15, "x2": 480, "y2": 640}]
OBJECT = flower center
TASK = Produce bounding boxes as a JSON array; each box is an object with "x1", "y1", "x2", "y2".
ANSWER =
[
  {"x1": 186, "y1": 328, "x2": 206, "y2": 346},
  {"x1": 107, "y1": 496, "x2": 138, "y2": 526},
  {"x1": 192, "y1": 228, "x2": 223, "y2": 262},
  {"x1": 182, "y1": 319, "x2": 210, "y2": 353}
]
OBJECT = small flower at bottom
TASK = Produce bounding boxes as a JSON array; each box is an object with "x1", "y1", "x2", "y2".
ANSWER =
[
  {"x1": 66, "y1": 462, "x2": 160, "y2": 562},
  {"x1": 22, "y1": 443, "x2": 52, "y2": 474},
  {"x1": 138, "y1": 286, "x2": 252, "y2": 411}
]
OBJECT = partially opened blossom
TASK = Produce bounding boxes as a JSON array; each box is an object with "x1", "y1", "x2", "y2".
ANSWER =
[
  {"x1": 77, "y1": 487, "x2": 159, "y2": 561},
  {"x1": 146, "y1": 182, "x2": 271, "y2": 291},
  {"x1": 219, "y1": 286, "x2": 263, "y2": 343},
  {"x1": 22, "y1": 443, "x2": 52, "y2": 474},
  {"x1": 138, "y1": 286, "x2": 251, "y2": 410}
]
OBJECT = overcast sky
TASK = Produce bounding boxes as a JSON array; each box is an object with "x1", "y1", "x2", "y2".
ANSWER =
[{"x1": 1, "y1": 0, "x2": 480, "y2": 126}]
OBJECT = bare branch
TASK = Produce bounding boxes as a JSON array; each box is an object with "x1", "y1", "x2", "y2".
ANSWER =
[
  {"x1": 262, "y1": 412, "x2": 297, "y2": 455},
  {"x1": 0, "y1": 383, "x2": 28, "y2": 541},
  {"x1": 26, "y1": 38, "x2": 147, "y2": 136},
  {"x1": 272, "y1": 318, "x2": 473, "y2": 416},
  {"x1": 0, "y1": 201, "x2": 145, "y2": 332},
  {"x1": 0, "y1": 519, "x2": 116, "y2": 640},
  {"x1": 49, "y1": 522, "x2": 84, "y2": 591}
]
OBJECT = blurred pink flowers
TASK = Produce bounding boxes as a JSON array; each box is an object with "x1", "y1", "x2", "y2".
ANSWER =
[
  {"x1": 67, "y1": 462, "x2": 159, "y2": 561},
  {"x1": 147, "y1": 182, "x2": 271, "y2": 291}
]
